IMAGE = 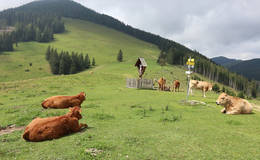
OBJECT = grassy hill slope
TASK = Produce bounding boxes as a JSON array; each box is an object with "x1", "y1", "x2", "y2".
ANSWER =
[{"x1": 1, "y1": 18, "x2": 260, "y2": 160}]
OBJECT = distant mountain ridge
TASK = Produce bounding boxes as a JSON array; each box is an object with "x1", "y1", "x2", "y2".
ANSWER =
[
  {"x1": 211, "y1": 56, "x2": 242, "y2": 67},
  {"x1": 211, "y1": 56, "x2": 260, "y2": 81}
]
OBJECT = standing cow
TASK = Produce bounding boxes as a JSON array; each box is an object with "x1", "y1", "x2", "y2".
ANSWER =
[
  {"x1": 189, "y1": 80, "x2": 212, "y2": 97},
  {"x1": 42, "y1": 92, "x2": 86, "y2": 109},
  {"x1": 23, "y1": 106, "x2": 88, "y2": 142},
  {"x1": 173, "y1": 80, "x2": 180, "y2": 92},
  {"x1": 157, "y1": 77, "x2": 166, "y2": 91}
]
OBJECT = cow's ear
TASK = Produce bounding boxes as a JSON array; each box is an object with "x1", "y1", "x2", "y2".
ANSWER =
[{"x1": 69, "y1": 107, "x2": 73, "y2": 112}]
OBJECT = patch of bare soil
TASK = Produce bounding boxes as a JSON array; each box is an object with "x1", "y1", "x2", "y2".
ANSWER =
[{"x1": 0, "y1": 124, "x2": 25, "y2": 136}]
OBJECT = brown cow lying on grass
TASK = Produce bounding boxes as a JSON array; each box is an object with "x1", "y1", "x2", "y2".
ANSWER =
[
  {"x1": 189, "y1": 80, "x2": 212, "y2": 97},
  {"x1": 42, "y1": 92, "x2": 86, "y2": 109},
  {"x1": 163, "y1": 86, "x2": 171, "y2": 92},
  {"x1": 23, "y1": 106, "x2": 87, "y2": 142},
  {"x1": 173, "y1": 80, "x2": 180, "y2": 92},
  {"x1": 216, "y1": 93, "x2": 253, "y2": 115}
]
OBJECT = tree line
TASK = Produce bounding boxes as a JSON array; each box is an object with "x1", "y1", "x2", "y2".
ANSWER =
[
  {"x1": 0, "y1": 8, "x2": 65, "y2": 53},
  {"x1": 46, "y1": 46, "x2": 95, "y2": 75}
]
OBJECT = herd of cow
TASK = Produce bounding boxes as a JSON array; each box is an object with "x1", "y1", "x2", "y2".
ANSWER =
[
  {"x1": 157, "y1": 77, "x2": 212, "y2": 98},
  {"x1": 23, "y1": 92, "x2": 87, "y2": 142},
  {"x1": 156, "y1": 77, "x2": 254, "y2": 114},
  {"x1": 21, "y1": 79, "x2": 254, "y2": 142}
]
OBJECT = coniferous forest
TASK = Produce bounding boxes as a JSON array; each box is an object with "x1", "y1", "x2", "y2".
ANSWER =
[
  {"x1": 0, "y1": 6, "x2": 65, "y2": 52},
  {"x1": 45, "y1": 46, "x2": 93, "y2": 75}
]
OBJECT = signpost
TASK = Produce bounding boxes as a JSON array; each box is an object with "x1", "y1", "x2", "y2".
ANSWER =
[{"x1": 186, "y1": 57, "x2": 195, "y2": 101}]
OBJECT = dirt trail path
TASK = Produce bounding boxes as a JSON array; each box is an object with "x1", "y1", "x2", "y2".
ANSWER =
[{"x1": 0, "y1": 125, "x2": 25, "y2": 136}]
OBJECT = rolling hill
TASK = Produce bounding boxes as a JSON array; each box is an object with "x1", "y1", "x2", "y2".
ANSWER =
[{"x1": 1, "y1": 0, "x2": 260, "y2": 159}]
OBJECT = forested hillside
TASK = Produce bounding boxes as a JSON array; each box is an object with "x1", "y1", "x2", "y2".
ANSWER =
[
  {"x1": 0, "y1": 5, "x2": 65, "y2": 52},
  {"x1": 0, "y1": 0, "x2": 258, "y2": 97},
  {"x1": 229, "y1": 59, "x2": 260, "y2": 81}
]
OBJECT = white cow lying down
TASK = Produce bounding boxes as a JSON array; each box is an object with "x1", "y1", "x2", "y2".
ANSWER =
[{"x1": 216, "y1": 93, "x2": 253, "y2": 115}]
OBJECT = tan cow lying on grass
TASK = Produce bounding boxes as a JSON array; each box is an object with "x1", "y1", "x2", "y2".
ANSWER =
[
  {"x1": 189, "y1": 80, "x2": 212, "y2": 97},
  {"x1": 23, "y1": 106, "x2": 87, "y2": 142},
  {"x1": 216, "y1": 93, "x2": 253, "y2": 115},
  {"x1": 42, "y1": 92, "x2": 86, "y2": 109}
]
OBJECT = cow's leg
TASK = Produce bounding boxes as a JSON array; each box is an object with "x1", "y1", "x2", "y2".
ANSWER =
[
  {"x1": 79, "y1": 123, "x2": 88, "y2": 129},
  {"x1": 203, "y1": 89, "x2": 206, "y2": 97},
  {"x1": 226, "y1": 110, "x2": 240, "y2": 115},
  {"x1": 221, "y1": 108, "x2": 226, "y2": 113}
]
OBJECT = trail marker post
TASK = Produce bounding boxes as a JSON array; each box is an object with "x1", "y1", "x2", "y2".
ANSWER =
[{"x1": 186, "y1": 57, "x2": 195, "y2": 101}]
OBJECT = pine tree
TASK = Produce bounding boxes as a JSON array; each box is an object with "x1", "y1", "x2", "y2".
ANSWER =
[
  {"x1": 63, "y1": 52, "x2": 71, "y2": 74},
  {"x1": 70, "y1": 59, "x2": 77, "y2": 74},
  {"x1": 45, "y1": 45, "x2": 51, "y2": 60},
  {"x1": 92, "y1": 57, "x2": 96, "y2": 66},
  {"x1": 59, "y1": 53, "x2": 65, "y2": 75},
  {"x1": 84, "y1": 54, "x2": 90, "y2": 69},
  {"x1": 49, "y1": 49, "x2": 60, "y2": 74},
  {"x1": 79, "y1": 53, "x2": 85, "y2": 71},
  {"x1": 117, "y1": 49, "x2": 123, "y2": 62}
]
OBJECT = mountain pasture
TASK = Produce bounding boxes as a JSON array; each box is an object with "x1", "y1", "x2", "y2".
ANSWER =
[{"x1": 1, "y1": 18, "x2": 260, "y2": 160}]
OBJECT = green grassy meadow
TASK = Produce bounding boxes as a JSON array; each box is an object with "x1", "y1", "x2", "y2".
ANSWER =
[{"x1": 1, "y1": 18, "x2": 260, "y2": 160}]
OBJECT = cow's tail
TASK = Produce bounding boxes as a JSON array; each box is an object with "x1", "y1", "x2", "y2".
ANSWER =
[
  {"x1": 41, "y1": 100, "x2": 48, "y2": 109},
  {"x1": 22, "y1": 131, "x2": 30, "y2": 141}
]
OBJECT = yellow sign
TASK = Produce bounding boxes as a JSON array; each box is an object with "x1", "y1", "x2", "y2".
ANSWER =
[{"x1": 186, "y1": 58, "x2": 195, "y2": 66}]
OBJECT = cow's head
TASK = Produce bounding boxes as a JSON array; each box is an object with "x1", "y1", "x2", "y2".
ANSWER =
[
  {"x1": 216, "y1": 93, "x2": 229, "y2": 105},
  {"x1": 69, "y1": 106, "x2": 82, "y2": 120},
  {"x1": 78, "y1": 92, "x2": 86, "y2": 101}
]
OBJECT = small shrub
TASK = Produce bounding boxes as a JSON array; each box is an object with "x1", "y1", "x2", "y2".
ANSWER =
[
  {"x1": 160, "y1": 113, "x2": 182, "y2": 123},
  {"x1": 222, "y1": 86, "x2": 226, "y2": 92},
  {"x1": 149, "y1": 106, "x2": 154, "y2": 111},
  {"x1": 24, "y1": 69, "x2": 30, "y2": 72},
  {"x1": 237, "y1": 92, "x2": 245, "y2": 98},
  {"x1": 226, "y1": 89, "x2": 236, "y2": 96},
  {"x1": 212, "y1": 84, "x2": 220, "y2": 93},
  {"x1": 165, "y1": 105, "x2": 169, "y2": 111}
]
